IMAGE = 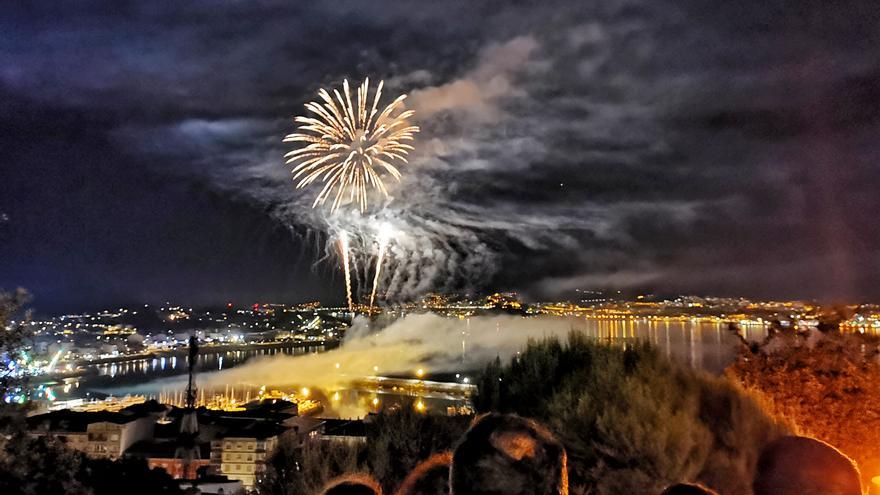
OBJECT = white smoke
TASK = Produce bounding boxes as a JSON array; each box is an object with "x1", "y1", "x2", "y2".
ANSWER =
[
  {"x1": 199, "y1": 313, "x2": 572, "y2": 391},
  {"x1": 407, "y1": 35, "x2": 539, "y2": 122},
  {"x1": 98, "y1": 313, "x2": 744, "y2": 419},
  {"x1": 102, "y1": 314, "x2": 570, "y2": 416}
]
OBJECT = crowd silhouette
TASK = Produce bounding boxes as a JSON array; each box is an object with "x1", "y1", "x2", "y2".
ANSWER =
[{"x1": 316, "y1": 414, "x2": 864, "y2": 495}]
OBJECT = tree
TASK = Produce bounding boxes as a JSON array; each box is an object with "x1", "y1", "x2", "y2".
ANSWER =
[
  {"x1": 0, "y1": 288, "x2": 181, "y2": 495},
  {"x1": 261, "y1": 436, "x2": 365, "y2": 495},
  {"x1": 83, "y1": 457, "x2": 183, "y2": 495},
  {"x1": 0, "y1": 432, "x2": 91, "y2": 495},
  {"x1": 0, "y1": 430, "x2": 184, "y2": 495},
  {"x1": 475, "y1": 332, "x2": 786, "y2": 495},
  {"x1": 366, "y1": 402, "x2": 469, "y2": 493},
  {"x1": 729, "y1": 329, "x2": 880, "y2": 483},
  {"x1": 259, "y1": 409, "x2": 469, "y2": 495},
  {"x1": 0, "y1": 288, "x2": 33, "y2": 404}
]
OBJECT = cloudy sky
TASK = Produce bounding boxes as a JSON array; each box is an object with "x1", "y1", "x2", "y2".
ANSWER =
[{"x1": 1, "y1": 1, "x2": 879, "y2": 313}]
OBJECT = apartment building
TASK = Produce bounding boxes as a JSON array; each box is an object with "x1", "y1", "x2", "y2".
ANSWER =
[
  {"x1": 211, "y1": 423, "x2": 285, "y2": 489},
  {"x1": 27, "y1": 410, "x2": 154, "y2": 460}
]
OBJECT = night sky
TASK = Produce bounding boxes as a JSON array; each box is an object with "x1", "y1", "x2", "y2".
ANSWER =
[{"x1": 2, "y1": 1, "x2": 879, "y2": 314}]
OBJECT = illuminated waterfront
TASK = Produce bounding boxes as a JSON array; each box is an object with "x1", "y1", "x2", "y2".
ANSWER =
[
  {"x1": 35, "y1": 342, "x2": 327, "y2": 405},
  {"x1": 91, "y1": 343, "x2": 327, "y2": 383},
  {"x1": 569, "y1": 316, "x2": 767, "y2": 373},
  {"x1": 50, "y1": 316, "x2": 764, "y2": 402}
]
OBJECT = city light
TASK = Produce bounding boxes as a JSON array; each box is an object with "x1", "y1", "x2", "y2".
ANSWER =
[{"x1": 5, "y1": 4, "x2": 878, "y2": 494}]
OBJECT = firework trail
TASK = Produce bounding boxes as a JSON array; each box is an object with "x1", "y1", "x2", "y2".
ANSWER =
[
  {"x1": 339, "y1": 231, "x2": 354, "y2": 311},
  {"x1": 284, "y1": 78, "x2": 419, "y2": 214},
  {"x1": 369, "y1": 224, "x2": 392, "y2": 311}
]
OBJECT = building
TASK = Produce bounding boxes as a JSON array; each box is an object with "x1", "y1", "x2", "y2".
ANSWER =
[
  {"x1": 32, "y1": 420, "x2": 89, "y2": 453},
  {"x1": 27, "y1": 410, "x2": 154, "y2": 459},
  {"x1": 318, "y1": 419, "x2": 367, "y2": 445},
  {"x1": 283, "y1": 416, "x2": 367, "y2": 446},
  {"x1": 26, "y1": 399, "x2": 296, "y2": 486},
  {"x1": 85, "y1": 416, "x2": 154, "y2": 459},
  {"x1": 126, "y1": 440, "x2": 212, "y2": 479},
  {"x1": 210, "y1": 423, "x2": 286, "y2": 489},
  {"x1": 179, "y1": 476, "x2": 245, "y2": 495}
]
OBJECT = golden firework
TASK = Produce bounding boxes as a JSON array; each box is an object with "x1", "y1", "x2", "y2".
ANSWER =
[{"x1": 284, "y1": 78, "x2": 419, "y2": 213}]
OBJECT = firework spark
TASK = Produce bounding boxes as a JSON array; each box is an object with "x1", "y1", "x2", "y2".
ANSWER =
[
  {"x1": 369, "y1": 224, "x2": 392, "y2": 311},
  {"x1": 339, "y1": 231, "x2": 353, "y2": 311},
  {"x1": 284, "y1": 78, "x2": 419, "y2": 213}
]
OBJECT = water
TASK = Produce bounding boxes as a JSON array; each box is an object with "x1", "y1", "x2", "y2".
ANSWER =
[
  {"x1": 65, "y1": 343, "x2": 325, "y2": 392},
  {"x1": 62, "y1": 318, "x2": 764, "y2": 398},
  {"x1": 569, "y1": 317, "x2": 766, "y2": 373}
]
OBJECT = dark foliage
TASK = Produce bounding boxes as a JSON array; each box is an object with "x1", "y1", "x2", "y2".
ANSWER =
[
  {"x1": 259, "y1": 406, "x2": 469, "y2": 495},
  {"x1": 0, "y1": 431, "x2": 90, "y2": 495},
  {"x1": 263, "y1": 438, "x2": 366, "y2": 495},
  {"x1": 83, "y1": 457, "x2": 183, "y2": 495},
  {"x1": 0, "y1": 288, "x2": 32, "y2": 402},
  {"x1": 0, "y1": 429, "x2": 182, "y2": 495},
  {"x1": 661, "y1": 483, "x2": 718, "y2": 495},
  {"x1": 393, "y1": 452, "x2": 451, "y2": 495},
  {"x1": 367, "y1": 404, "x2": 469, "y2": 492}
]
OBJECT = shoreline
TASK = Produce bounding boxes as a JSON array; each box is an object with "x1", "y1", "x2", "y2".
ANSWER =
[{"x1": 42, "y1": 338, "x2": 338, "y2": 381}]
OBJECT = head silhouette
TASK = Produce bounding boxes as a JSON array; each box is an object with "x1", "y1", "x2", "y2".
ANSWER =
[
  {"x1": 450, "y1": 413, "x2": 568, "y2": 495},
  {"x1": 753, "y1": 436, "x2": 862, "y2": 495},
  {"x1": 322, "y1": 474, "x2": 383, "y2": 495},
  {"x1": 395, "y1": 452, "x2": 452, "y2": 495}
]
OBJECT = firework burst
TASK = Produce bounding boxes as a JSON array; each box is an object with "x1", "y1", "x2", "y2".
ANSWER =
[{"x1": 284, "y1": 78, "x2": 419, "y2": 213}]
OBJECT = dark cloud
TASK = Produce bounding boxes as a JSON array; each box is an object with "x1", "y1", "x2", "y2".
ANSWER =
[{"x1": 2, "y1": 0, "x2": 879, "y2": 313}]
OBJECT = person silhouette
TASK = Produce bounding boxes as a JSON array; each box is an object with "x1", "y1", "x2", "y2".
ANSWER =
[
  {"x1": 753, "y1": 436, "x2": 862, "y2": 495},
  {"x1": 450, "y1": 413, "x2": 568, "y2": 495},
  {"x1": 394, "y1": 452, "x2": 452, "y2": 495},
  {"x1": 322, "y1": 474, "x2": 384, "y2": 495}
]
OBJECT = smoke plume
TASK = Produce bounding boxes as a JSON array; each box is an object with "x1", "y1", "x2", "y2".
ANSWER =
[{"x1": 200, "y1": 313, "x2": 572, "y2": 391}]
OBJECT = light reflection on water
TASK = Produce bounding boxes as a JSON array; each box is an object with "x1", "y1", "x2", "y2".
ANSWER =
[
  {"x1": 570, "y1": 317, "x2": 766, "y2": 373},
  {"x1": 69, "y1": 318, "x2": 769, "y2": 418},
  {"x1": 88, "y1": 319, "x2": 763, "y2": 387},
  {"x1": 90, "y1": 344, "x2": 325, "y2": 385}
]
